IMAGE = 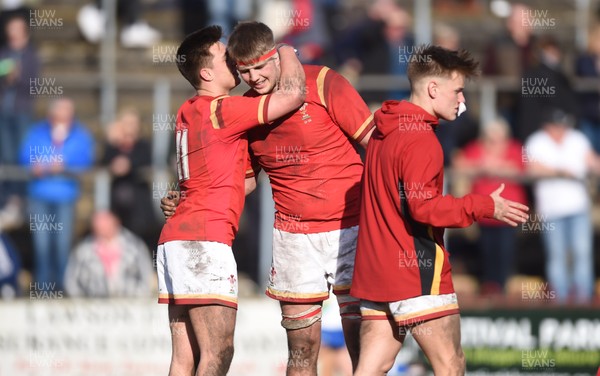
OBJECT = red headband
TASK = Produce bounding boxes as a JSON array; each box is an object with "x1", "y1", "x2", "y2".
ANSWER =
[{"x1": 236, "y1": 48, "x2": 277, "y2": 68}]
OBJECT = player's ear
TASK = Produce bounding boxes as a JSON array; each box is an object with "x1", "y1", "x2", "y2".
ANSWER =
[
  {"x1": 427, "y1": 80, "x2": 438, "y2": 99},
  {"x1": 199, "y1": 67, "x2": 213, "y2": 82}
]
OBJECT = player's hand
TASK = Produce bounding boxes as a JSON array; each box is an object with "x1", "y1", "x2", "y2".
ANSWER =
[
  {"x1": 160, "y1": 191, "x2": 180, "y2": 219},
  {"x1": 490, "y1": 184, "x2": 529, "y2": 227}
]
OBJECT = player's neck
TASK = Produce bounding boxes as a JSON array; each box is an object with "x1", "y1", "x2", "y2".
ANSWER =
[
  {"x1": 196, "y1": 84, "x2": 230, "y2": 98},
  {"x1": 408, "y1": 94, "x2": 436, "y2": 119}
]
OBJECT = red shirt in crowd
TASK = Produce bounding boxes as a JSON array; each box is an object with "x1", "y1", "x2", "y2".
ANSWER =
[{"x1": 459, "y1": 139, "x2": 527, "y2": 226}]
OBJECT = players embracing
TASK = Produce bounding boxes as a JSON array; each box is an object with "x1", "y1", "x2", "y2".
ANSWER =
[
  {"x1": 163, "y1": 21, "x2": 374, "y2": 375},
  {"x1": 156, "y1": 25, "x2": 306, "y2": 376}
]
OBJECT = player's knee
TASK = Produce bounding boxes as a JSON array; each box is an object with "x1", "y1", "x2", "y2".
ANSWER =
[
  {"x1": 439, "y1": 349, "x2": 465, "y2": 376},
  {"x1": 287, "y1": 338, "x2": 319, "y2": 370},
  {"x1": 221, "y1": 343, "x2": 234, "y2": 363},
  {"x1": 286, "y1": 327, "x2": 321, "y2": 367},
  {"x1": 202, "y1": 343, "x2": 234, "y2": 376},
  {"x1": 217, "y1": 343, "x2": 234, "y2": 371},
  {"x1": 454, "y1": 350, "x2": 466, "y2": 375},
  {"x1": 355, "y1": 357, "x2": 396, "y2": 375}
]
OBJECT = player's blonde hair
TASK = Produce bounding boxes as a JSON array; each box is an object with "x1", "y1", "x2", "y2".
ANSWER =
[{"x1": 227, "y1": 22, "x2": 275, "y2": 64}]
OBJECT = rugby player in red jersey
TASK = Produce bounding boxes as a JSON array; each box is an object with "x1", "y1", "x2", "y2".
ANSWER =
[
  {"x1": 351, "y1": 45, "x2": 529, "y2": 376},
  {"x1": 228, "y1": 21, "x2": 375, "y2": 375},
  {"x1": 157, "y1": 25, "x2": 305, "y2": 376},
  {"x1": 163, "y1": 21, "x2": 374, "y2": 376}
]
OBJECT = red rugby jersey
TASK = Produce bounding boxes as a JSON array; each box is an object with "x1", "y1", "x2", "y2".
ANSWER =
[
  {"x1": 351, "y1": 101, "x2": 494, "y2": 302},
  {"x1": 247, "y1": 65, "x2": 374, "y2": 233},
  {"x1": 158, "y1": 94, "x2": 271, "y2": 246}
]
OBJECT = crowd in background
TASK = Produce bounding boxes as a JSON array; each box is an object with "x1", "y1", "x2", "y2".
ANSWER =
[{"x1": 0, "y1": 0, "x2": 598, "y2": 310}]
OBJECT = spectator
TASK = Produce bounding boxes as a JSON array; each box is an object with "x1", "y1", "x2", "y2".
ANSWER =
[
  {"x1": 515, "y1": 35, "x2": 579, "y2": 142},
  {"x1": 575, "y1": 24, "x2": 600, "y2": 153},
  {"x1": 64, "y1": 210, "x2": 154, "y2": 298},
  {"x1": 0, "y1": 16, "x2": 39, "y2": 167},
  {"x1": 482, "y1": 3, "x2": 537, "y2": 134},
  {"x1": 19, "y1": 98, "x2": 94, "y2": 292},
  {"x1": 525, "y1": 109, "x2": 599, "y2": 304},
  {"x1": 338, "y1": 0, "x2": 414, "y2": 104},
  {"x1": 453, "y1": 118, "x2": 527, "y2": 295},
  {"x1": 101, "y1": 108, "x2": 157, "y2": 249},
  {"x1": 77, "y1": 0, "x2": 161, "y2": 48},
  {"x1": 277, "y1": 0, "x2": 332, "y2": 65},
  {"x1": 0, "y1": 0, "x2": 29, "y2": 48},
  {"x1": 0, "y1": 195, "x2": 23, "y2": 299},
  {"x1": 483, "y1": 3, "x2": 537, "y2": 78},
  {"x1": 0, "y1": 234, "x2": 20, "y2": 298}
]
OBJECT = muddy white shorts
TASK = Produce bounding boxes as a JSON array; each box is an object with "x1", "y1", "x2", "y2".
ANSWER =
[
  {"x1": 360, "y1": 293, "x2": 459, "y2": 326},
  {"x1": 157, "y1": 240, "x2": 238, "y2": 308},
  {"x1": 267, "y1": 226, "x2": 358, "y2": 303}
]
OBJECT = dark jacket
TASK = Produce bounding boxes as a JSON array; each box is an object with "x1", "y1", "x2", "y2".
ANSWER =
[{"x1": 0, "y1": 43, "x2": 40, "y2": 113}]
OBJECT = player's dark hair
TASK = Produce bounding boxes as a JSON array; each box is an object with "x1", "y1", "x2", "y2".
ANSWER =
[
  {"x1": 407, "y1": 45, "x2": 479, "y2": 87},
  {"x1": 176, "y1": 25, "x2": 222, "y2": 89},
  {"x1": 227, "y1": 21, "x2": 275, "y2": 64}
]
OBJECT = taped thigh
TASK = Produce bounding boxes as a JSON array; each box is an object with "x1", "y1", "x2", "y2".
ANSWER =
[
  {"x1": 337, "y1": 294, "x2": 361, "y2": 320},
  {"x1": 281, "y1": 305, "x2": 322, "y2": 330}
]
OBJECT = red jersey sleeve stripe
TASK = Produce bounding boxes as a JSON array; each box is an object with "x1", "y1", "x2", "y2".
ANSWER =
[
  {"x1": 257, "y1": 94, "x2": 271, "y2": 124},
  {"x1": 352, "y1": 113, "x2": 375, "y2": 141},
  {"x1": 316, "y1": 67, "x2": 330, "y2": 108}
]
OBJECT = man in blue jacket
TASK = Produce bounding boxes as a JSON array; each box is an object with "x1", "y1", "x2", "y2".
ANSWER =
[{"x1": 19, "y1": 98, "x2": 94, "y2": 293}]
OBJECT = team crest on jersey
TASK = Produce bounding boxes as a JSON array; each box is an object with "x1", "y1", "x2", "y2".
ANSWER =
[
  {"x1": 228, "y1": 274, "x2": 237, "y2": 294},
  {"x1": 269, "y1": 266, "x2": 277, "y2": 285},
  {"x1": 299, "y1": 103, "x2": 311, "y2": 124}
]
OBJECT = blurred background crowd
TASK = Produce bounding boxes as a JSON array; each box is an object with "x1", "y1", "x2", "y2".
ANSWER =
[{"x1": 0, "y1": 0, "x2": 599, "y2": 312}]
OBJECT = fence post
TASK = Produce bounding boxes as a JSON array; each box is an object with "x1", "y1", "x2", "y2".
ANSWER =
[
  {"x1": 151, "y1": 78, "x2": 172, "y2": 220},
  {"x1": 100, "y1": 0, "x2": 117, "y2": 129}
]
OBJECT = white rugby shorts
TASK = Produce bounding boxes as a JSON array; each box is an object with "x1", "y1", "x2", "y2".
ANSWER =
[
  {"x1": 360, "y1": 293, "x2": 460, "y2": 326},
  {"x1": 266, "y1": 226, "x2": 358, "y2": 303},
  {"x1": 157, "y1": 240, "x2": 238, "y2": 308}
]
